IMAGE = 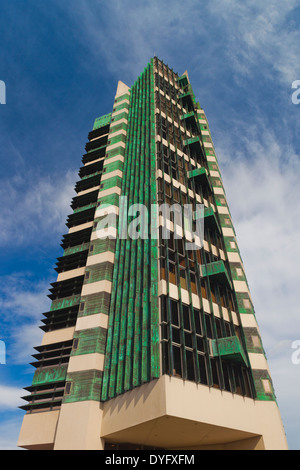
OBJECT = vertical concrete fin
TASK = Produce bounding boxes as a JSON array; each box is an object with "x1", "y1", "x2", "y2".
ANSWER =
[{"x1": 116, "y1": 80, "x2": 130, "y2": 98}]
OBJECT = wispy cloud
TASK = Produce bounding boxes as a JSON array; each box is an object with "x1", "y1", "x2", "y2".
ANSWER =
[
  {"x1": 53, "y1": 0, "x2": 210, "y2": 83},
  {"x1": 217, "y1": 119, "x2": 300, "y2": 339},
  {"x1": 207, "y1": 0, "x2": 300, "y2": 84},
  {"x1": 0, "y1": 273, "x2": 50, "y2": 321},
  {"x1": 9, "y1": 321, "x2": 44, "y2": 365},
  {"x1": 214, "y1": 112, "x2": 300, "y2": 449},
  {"x1": 0, "y1": 273, "x2": 49, "y2": 364},
  {"x1": 53, "y1": 0, "x2": 300, "y2": 91},
  {"x1": 0, "y1": 385, "x2": 23, "y2": 410},
  {"x1": 0, "y1": 169, "x2": 76, "y2": 247}
]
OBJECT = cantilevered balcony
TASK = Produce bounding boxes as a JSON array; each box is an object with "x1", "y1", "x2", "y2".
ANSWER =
[
  {"x1": 78, "y1": 160, "x2": 104, "y2": 179},
  {"x1": 188, "y1": 166, "x2": 212, "y2": 192},
  {"x1": 210, "y1": 336, "x2": 248, "y2": 367},
  {"x1": 66, "y1": 206, "x2": 96, "y2": 228},
  {"x1": 88, "y1": 124, "x2": 110, "y2": 141},
  {"x1": 202, "y1": 206, "x2": 221, "y2": 234},
  {"x1": 40, "y1": 305, "x2": 79, "y2": 332},
  {"x1": 85, "y1": 134, "x2": 108, "y2": 153},
  {"x1": 75, "y1": 173, "x2": 102, "y2": 193},
  {"x1": 71, "y1": 189, "x2": 99, "y2": 211},
  {"x1": 180, "y1": 111, "x2": 198, "y2": 134},
  {"x1": 201, "y1": 260, "x2": 232, "y2": 289},
  {"x1": 48, "y1": 275, "x2": 84, "y2": 300},
  {"x1": 61, "y1": 227, "x2": 92, "y2": 250},
  {"x1": 180, "y1": 111, "x2": 196, "y2": 123},
  {"x1": 20, "y1": 381, "x2": 66, "y2": 413},
  {"x1": 177, "y1": 75, "x2": 189, "y2": 88},
  {"x1": 178, "y1": 83, "x2": 197, "y2": 109},
  {"x1": 82, "y1": 145, "x2": 106, "y2": 165},
  {"x1": 184, "y1": 135, "x2": 202, "y2": 152},
  {"x1": 55, "y1": 249, "x2": 89, "y2": 273}
]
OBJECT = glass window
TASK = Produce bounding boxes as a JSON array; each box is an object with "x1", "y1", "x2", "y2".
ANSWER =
[
  {"x1": 170, "y1": 300, "x2": 179, "y2": 326},
  {"x1": 172, "y1": 346, "x2": 182, "y2": 377},
  {"x1": 211, "y1": 359, "x2": 220, "y2": 389},
  {"x1": 182, "y1": 304, "x2": 191, "y2": 330},
  {"x1": 186, "y1": 350, "x2": 195, "y2": 381},
  {"x1": 194, "y1": 309, "x2": 202, "y2": 335},
  {"x1": 172, "y1": 327, "x2": 181, "y2": 344},
  {"x1": 205, "y1": 314, "x2": 213, "y2": 338},
  {"x1": 198, "y1": 354, "x2": 208, "y2": 385}
]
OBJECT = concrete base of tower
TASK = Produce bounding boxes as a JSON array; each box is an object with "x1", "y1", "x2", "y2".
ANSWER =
[
  {"x1": 18, "y1": 375, "x2": 288, "y2": 450},
  {"x1": 18, "y1": 401, "x2": 105, "y2": 451},
  {"x1": 100, "y1": 375, "x2": 288, "y2": 450},
  {"x1": 18, "y1": 410, "x2": 60, "y2": 450}
]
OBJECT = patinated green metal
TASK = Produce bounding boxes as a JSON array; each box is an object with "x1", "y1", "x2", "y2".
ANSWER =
[
  {"x1": 210, "y1": 336, "x2": 248, "y2": 366},
  {"x1": 101, "y1": 61, "x2": 160, "y2": 401},
  {"x1": 71, "y1": 328, "x2": 107, "y2": 356},
  {"x1": 63, "y1": 370, "x2": 103, "y2": 403},
  {"x1": 201, "y1": 260, "x2": 233, "y2": 289},
  {"x1": 32, "y1": 364, "x2": 68, "y2": 386},
  {"x1": 93, "y1": 113, "x2": 112, "y2": 130}
]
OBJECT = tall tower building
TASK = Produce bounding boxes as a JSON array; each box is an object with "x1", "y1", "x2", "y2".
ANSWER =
[{"x1": 18, "y1": 58, "x2": 288, "y2": 450}]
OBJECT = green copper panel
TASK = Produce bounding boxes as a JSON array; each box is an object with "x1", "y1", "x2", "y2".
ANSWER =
[
  {"x1": 201, "y1": 206, "x2": 221, "y2": 233},
  {"x1": 73, "y1": 202, "x2": 97, "y2": 214},
  {"x1": 93, "y1": 113, "x2": 112, "y2": 130},
  {"x1": 79, "y1": 291, "x2": 111, "y2": 317},
  {"x1": 252, "y1": 370, "x2": 277, "y2": 402},
  {"x1": 71, "y1": 328, "x2": 107, "y2": 356},
  {"x1": 50, "y1": 294, "x2": 81, "y2": 312},
  {"x1": 177, "y1": 75, "x2": 188, "y2": 87},
  {"x1": 32, "y1": 364, "x2": 68, "y2": 386},
  {"x1": 63, "y1": 370, "x2": 103, "y2": 403},
  {"x1": 63, "y1": 242, "x2": 90, "y2": 257},
  {"x1": 101, "y1": 60, "x2": 160, "y2": 401},
  {"x1": 188, "y1": 167, "x2": 212, "y2": 191},
  {"x1": 201, "y1": 260, "x2": 233, "y2": 289},
  {"x1": 210, "y1": 336, "x2": 248, "y2": 366},
  {"x1": 114, "y1": 92, "x2": 130, "y2": 104},
  {"x1": 113, "y1": 102, "x2": 129, "y2": 113}
]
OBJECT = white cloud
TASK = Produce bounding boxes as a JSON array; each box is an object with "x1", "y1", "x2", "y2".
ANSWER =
[
  {"x1": 217, "y1": 119, "x2": 300, "y2": 338},
  {"x1": 0, "y1": 273, "x2": 50, "y2": 321},
  {"x1": 9, "y1": 321, "x2": 44, "y2": 365},
  {"x1": 54, "y1": 0, "x2": 300, "y2": 91},
  {"x1": 214, "y1": 117, "x2": 300, "y2": 449},
  {"x1": 0, "y1": 386, "x2": 23, "y2": 410},
  {"x1": 0, "y1": 169, "x2": 77, "y2": 247},
  {"x1": 56, "y1": 0, "x2": 208, "y2": 82},
  {"x1": 207, "y1": 0, "x2": 300, "y2": 84},
  {"x1": 0, "y1": 273, "x2": 49, "y2": 320},
  {"x1": 0, "y1": 273, "x2": 49, "y2": 364},
  {"x1": 268, "y1": 349, "x2": 300, "y2": 450}
]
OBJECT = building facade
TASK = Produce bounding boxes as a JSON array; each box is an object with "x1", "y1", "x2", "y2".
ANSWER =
[{"x1": 18, "y1": 58, "x2": 288, "y2": 450}]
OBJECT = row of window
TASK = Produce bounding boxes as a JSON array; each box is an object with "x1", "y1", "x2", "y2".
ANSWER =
[
  {"x1": 154, "y1": 73, "x2": 177, "y2": 101},
  {"x1": 159, "y1": 295, "x2": 253, "y2": 397},
  {"x1": 157, "y1": 219, "x2": 234, "y2": 308},
  {"x1": 156, "y1": 141, "x2": 212, "y2": 199},
  {"x1": 160, "y1": 296, "x2": 238, "y2": 341},
  {"x1": 161, "y1": 340, "x2": 253, "y2": 397}
]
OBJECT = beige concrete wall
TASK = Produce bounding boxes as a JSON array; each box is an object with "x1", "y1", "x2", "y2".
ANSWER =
[
  {"x1": 18, "y1": 410, "x2": 60, "y2": 450},
  {"x1": 53, "y1": 401, "x2": 104, "y2": 450},
  {"x1": 101, "y1": 375, "x2": 288, "y2": 450},
  {"x1": 41, "y1": 326, "x2": 75, "y2": 346}
]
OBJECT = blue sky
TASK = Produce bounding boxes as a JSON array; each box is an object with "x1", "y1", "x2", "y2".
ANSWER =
[{"x1": 0, "y1": 0, "x2": 300, "y2": 450}]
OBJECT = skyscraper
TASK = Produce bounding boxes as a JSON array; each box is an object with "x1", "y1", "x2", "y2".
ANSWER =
[{"x1": 18, "y1": 58, "x2": 288, "y2": 450}]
